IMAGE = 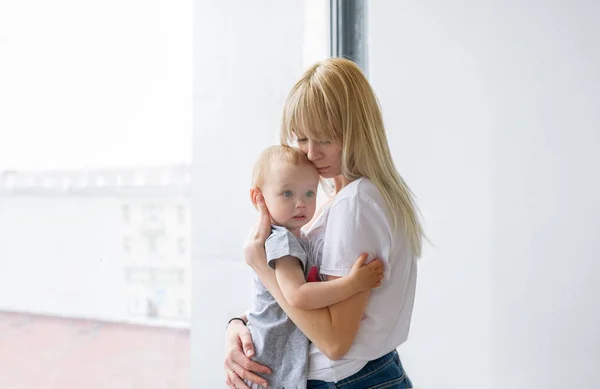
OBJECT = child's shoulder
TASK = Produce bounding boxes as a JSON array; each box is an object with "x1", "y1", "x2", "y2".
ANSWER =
[
  {"x1": 268, "y1": 225, "x2": 303, "y2": 243},
  {"x1": 269, "y1": 224, "x2": 291, "y2": 236}
]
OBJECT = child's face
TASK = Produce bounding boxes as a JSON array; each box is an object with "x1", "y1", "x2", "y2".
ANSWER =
[{"x1": 261, "y1": 162, "x2": 319, "y2": 230}]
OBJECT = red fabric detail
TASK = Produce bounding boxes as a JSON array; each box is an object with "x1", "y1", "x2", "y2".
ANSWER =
[{"x1": 307, "y1": 266, "x2": 320, "y2": 283}]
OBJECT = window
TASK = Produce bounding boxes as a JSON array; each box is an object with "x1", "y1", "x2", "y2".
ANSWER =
[
  {"x1": 178, "y1": 237, "x2": 187, "y2": 256},
  {"x1": 123, "y1": 237, "x2": 132, "y2": 254},
  {"x1": 178, "y1": 299, "x2": 186, "y2": 317},
  {"x1": 141, "y1": 204, "x2": 166, "y2": 255},
  {"x1": 176, "y1": 204, "x2": 186, "y2": 225},
  {"x1": 122, "y1": 205, "x2": 131, "y2": 224},
  {"x1": 146, "y1": 300, "x2": 159, "y2": 318},
  {"x1": 0, "y1": 1, "x2": 192, "y2": 387},
  {"x1": 1, "y1": 0, "x2": 332, "y2": 387}
]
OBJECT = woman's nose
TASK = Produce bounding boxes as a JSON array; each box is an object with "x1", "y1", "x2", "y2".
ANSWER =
[{"x1": 306, "y1": 141, "x2": 320, "y2": 161}]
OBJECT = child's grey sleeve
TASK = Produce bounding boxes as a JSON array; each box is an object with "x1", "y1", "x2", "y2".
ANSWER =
[{"x1": 265, "y1": 228, "x2": 307, "y2": 272}]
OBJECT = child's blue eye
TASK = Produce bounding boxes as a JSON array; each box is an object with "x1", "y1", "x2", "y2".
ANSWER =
[
  {"x1": 283, "y1": 191, "x2": 293, "y2": 197},
  {"x1": 306, "y1": 191, "x2": 315, "y2": 198}
]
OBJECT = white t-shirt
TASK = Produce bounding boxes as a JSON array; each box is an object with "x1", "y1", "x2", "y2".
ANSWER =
[{"x1": 304, "y1": 177, "x2": 417, "y2": 382}]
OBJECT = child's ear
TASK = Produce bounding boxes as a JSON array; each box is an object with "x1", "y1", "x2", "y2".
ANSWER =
[{"x1": 249, "y1": 187, "x2": 262, "y2": 207}]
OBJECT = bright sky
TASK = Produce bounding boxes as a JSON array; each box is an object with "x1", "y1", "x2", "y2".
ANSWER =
[{"x1": 0, "y1": 0, "x2": 193, "y2": 171}]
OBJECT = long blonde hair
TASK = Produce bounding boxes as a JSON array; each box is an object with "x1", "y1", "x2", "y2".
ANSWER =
[{"x1": 281, "y1": 58, "x2": 424, "y2": 258}]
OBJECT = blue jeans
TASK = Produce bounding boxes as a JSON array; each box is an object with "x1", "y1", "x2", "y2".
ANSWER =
[{"x1": 307, "y1": 350, "x2": 412, "y2": 389}]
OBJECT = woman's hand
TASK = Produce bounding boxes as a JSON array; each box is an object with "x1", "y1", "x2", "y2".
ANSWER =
[
  {"x1": 244, "y1": 191, "x2": 272, "y2": 270},
  {"x1": 224, "y1": 320, "x2": 272, "y2": 389}
]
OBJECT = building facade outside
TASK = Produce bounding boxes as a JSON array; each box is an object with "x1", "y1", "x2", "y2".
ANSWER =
[{"x1": 0, "y1": 165, "x2": 191, "y2": 326}]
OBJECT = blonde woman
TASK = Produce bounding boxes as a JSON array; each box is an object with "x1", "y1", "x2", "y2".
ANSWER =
[{"x1": 224, "y1": 58, "x2": 423, "y2": 389}]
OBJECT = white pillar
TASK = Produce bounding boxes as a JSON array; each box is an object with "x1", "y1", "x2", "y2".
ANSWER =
[{"x1": 192, "y1": 1, "x2": 305, "y2": 387}]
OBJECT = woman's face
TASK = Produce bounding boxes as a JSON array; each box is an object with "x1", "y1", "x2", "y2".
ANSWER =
[{"x1": 296, "y1": 137, "x2": 343, "y2": 179}]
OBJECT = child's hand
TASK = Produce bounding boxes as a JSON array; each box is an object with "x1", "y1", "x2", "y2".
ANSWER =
[{"x1": 348, "y1": 253, "x2": 384, "y2": 292}]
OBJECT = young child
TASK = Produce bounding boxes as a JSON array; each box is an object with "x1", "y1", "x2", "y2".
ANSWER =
[{"x1": 245, "y1": 145, "x2": 383, "y2": 389}]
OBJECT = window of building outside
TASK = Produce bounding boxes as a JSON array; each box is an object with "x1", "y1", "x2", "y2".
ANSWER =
[
  {"x1": 122, "y1": 204, "x2": 131, "y2": 224},
  {"x1": 0, "y1": 1, "x2": 331, "y2": 388},
  {"x1": 178, "y1": 237, "x2": 187, "y2": 256},
  {"x1": 177, "y1": 204, "x2": 186, "y2": 225},
  {"x1": 0, "y1": 1, "x2": 192, "y2": 388},
  {"x1": 123, "y1": 236, "x2": 132, "y2": 254}
]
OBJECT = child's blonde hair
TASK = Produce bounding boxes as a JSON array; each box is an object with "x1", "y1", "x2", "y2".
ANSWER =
[
  {"x1": 252, "y1": 145, "x2": 314, "y2": 188},
  {"x1": 280, "y1": 58, "x2": 425, "y2": 258}
]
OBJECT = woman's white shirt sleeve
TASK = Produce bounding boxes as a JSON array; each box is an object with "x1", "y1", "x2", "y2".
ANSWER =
[{"x1": 319, "y1": 196, "x2": 392, "y2": 280}]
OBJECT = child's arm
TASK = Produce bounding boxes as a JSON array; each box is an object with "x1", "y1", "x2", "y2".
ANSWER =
[{"x1": 274, "y1": 255, "x2": 383, "y2": 310}]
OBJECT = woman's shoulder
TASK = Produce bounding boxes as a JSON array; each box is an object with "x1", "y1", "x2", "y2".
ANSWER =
[
  {"x1": 327, "y1": 178, "x2": 391, "y2": 229},
  {"x1": 331, "y1": 177, "x2": 386, "y2": 209}
]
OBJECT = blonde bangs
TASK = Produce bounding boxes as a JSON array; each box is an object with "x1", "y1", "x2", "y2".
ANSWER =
[{"x1": 281, "y1": 70, "x2": 341, "y2": 146}]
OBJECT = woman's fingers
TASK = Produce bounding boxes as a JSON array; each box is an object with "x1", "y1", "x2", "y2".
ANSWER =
[
  {"x1": 223, "y1": 317, "x2": 270, "y2": 387},
  {"x1": 245, "y1": 191, "x2": 272, "y2": 248},
  {"x1": 225, "y1": 364, "x2": 252, "y2": 389},
  {"x1": 227, "y1": 346, "x2": 272, "y2": 376},
  {"x1": 240, "y1": 329, "x2": 255, "y2": 358},
  {"x1": 254, "y1": 193, "x2": 272, "y2": 241},
  {"x1": 255, "y1": 192, "x2": 267, "y2": 211},
  {"x1": 225, "y1": 375, "x2": 237, "y2": 389},
  {"x1": 230, "y1": 360, "x2": 270, "y2": 388}
]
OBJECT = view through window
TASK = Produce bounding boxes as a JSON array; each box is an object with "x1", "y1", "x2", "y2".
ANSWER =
[{"x1": 0, "y1": 1, "x2": 193, "y2": 388}]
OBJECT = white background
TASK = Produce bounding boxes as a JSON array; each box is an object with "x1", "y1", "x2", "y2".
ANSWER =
[
  {"x1": 369, "y1": 1, "x2": 600, "y2": 388},
  {"x1": 193, "y1": 1, "x2": 600, "y2": 388}
]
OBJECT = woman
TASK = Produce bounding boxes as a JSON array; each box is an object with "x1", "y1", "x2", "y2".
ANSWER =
[{"x1": 225, "y1": 58, "x2": 424, "y2": 389}]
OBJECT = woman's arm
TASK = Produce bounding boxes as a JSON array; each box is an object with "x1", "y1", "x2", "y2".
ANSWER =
[
  {"x1": 244, "y1": 193, "x2": 372, "y2": 359},
  {"x1": 247, "y1": 245, "x2": 370, "y2": 360}
]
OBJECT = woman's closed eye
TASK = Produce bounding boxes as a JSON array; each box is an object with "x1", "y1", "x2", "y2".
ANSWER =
[{"x1": 297, "y1": 138, "x2": 330, "y2": 145}]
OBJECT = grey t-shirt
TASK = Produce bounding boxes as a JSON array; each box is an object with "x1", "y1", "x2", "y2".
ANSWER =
[{"x1": 246, "y1": 225, "x2": 311, "y2": 389}]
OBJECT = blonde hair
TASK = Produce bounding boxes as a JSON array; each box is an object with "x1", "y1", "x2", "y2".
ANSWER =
[
  {"x1": 252, "y1": 145, "x2": 314, "y2": 188},
  {"x1": 281, "y1": 58, "x2": 424, "y2": 258}
]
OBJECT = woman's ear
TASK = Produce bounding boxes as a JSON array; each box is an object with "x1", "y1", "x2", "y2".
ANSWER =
[{"x1": 249, "y1": 187, "x2": 262, "y2": 207}]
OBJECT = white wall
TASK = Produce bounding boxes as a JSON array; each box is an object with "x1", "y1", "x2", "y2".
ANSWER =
[
  {"x1": 192, "y1": 1, "x2": 306, "y2": 388},
  {"x1": 369, "y1": 1, "x2": 600, "y2": 388}
]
